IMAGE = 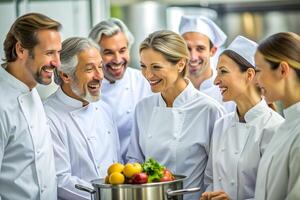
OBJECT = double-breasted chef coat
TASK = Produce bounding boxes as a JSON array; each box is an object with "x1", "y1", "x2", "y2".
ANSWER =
[
  {"x1": 127, "y1": 81, "x2": 226, "y2": 200},
  {"x1": 101, "y1": 67, "x2": 151, "y2": 162},
  {"x1": 44, "y1": 87, "x2": 120, "y2": 200},
  {"x1": 204, "y1": 100, "x2": 284, "y2": 200},
  {"x1": 255, "y1": 101, "x2": 300, "y2": 200},
  {"x1": 0, "y1": 67, "x2": 57, "y2": 200}
]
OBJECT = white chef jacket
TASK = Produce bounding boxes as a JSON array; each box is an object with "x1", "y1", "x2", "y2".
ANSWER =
[
  {"x1": 43, "y1": 87, "x2": 120, "y2": 200},
  {"x1": 255, "y1": 101, "x2": 300, "y2": 200},
  {"x1": 101, "y1": 67, "x2": 151, "y2": 162},
  {"x1": 0, "y1": 67, "x2": 57, "y2": 200},
  {"x1": 199, "y1": 69, "x2": 235, "y2": 113},
  {"x1": 204, "y1": 100, "x2": 284, "y2": 200},
  {"x1": 127, "y1": 81, "x2": 226, "y2": 200}
]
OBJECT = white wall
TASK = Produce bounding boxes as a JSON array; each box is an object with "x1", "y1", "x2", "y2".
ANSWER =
[{"x1": 0, "y1": 0, "x2": 90, "y2": 99}]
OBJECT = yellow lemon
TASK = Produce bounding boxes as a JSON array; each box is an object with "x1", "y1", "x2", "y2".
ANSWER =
[
  {"x1": 107, "y1": 163, "x2": 124, "y2": 175},
  {"x1": 123, "y1": 163, "x2": 143, "y2": 178},
  {"x1": 109, "y1": 172, "x2": 125, "y2": 184}
]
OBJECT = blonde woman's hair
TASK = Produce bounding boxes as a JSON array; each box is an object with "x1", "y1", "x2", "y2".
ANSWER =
[
  {"x1": 139, "y1": 30, "x2": 189, "y2": 77},
  {"x1": 258, "y1": 32, "x2": 300, "y2": 78}
]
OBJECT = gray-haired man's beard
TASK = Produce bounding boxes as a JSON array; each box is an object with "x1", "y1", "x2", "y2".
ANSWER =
[{"x1": 70, "y1": 81, "x2": 100, "y2": 103}]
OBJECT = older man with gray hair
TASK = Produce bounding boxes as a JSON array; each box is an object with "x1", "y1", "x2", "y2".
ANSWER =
[
  {"x1": 89, "y1": 18, "x2": 151, "y2": 162},
  {"x1": 43, "y1": 37, "x2": 120, "y2": 200}
]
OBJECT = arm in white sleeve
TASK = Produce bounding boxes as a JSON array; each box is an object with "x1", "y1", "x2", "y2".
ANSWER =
[
  {"x1": 48, "y1": 118, "x2": 92, "y2": 200},
  {"x1": 285, "y1": 136, "x2": 300, "y2": 200},
  {"x1": 204, "y1": 145, "x2": 213, "y2": 192},
  {"x1": 126, "y1": 106, "x2": 145, "y2": 164}
]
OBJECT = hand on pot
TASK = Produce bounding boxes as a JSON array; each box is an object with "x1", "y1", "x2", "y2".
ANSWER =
[{"x1": 200, "y1": 190, "x2": 231, "y2": 200}]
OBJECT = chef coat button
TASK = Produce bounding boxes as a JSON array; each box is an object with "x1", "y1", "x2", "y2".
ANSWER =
[
  {"x1": 30, "y1": 125, "x2": 34, "y2": 129},
  {"x1": 107, "y1": 131, "x2": 111, "y2": 134},
  {"x1": 126, "y1": 110, "x2": 131, "y2": 114},
  {"x1": 235, "y1": 151, "x2": 239, "y2": 154},
  {"x1": 178, "y1": 110, "x2": 182, "y2": 114},
  {"x1": 230, "y1": 180, "x2": 235, "y2": 185},
  {"x1": 221, "y1": 148, "x2": 225, "y2": 152},
  {"x1": 37, "y1": 149, "x2": 40, "y2": 154},
  {"x1": 95, "y1": 107, "x2": 98, "y2": 110},
  {"x1": 125, "y1": 87, "x2": 129, "y2": 90},
  {"x1": 218, "y1": 177, "x2": 222, "y2": 181}
]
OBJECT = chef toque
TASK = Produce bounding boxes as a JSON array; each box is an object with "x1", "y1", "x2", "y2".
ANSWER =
[
  {"x1": 179, "y1": 15, "x2": 227, "y2": 47},
  {"x1": 226, "y1": 35, "x2": 258, "y2": 66}
]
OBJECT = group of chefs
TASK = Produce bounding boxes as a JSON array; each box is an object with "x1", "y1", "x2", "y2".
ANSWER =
[{"x1": 0, "y1": 12, "x2": 299, "y2": 200}]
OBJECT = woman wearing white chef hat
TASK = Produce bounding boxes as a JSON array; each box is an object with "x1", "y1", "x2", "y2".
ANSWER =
[{"x1": 201, "y1": 36, "x2": 284, "y2": 200}]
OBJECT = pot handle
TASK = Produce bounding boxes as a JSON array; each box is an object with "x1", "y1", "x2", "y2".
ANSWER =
[
  {"x1": 75, "y1": 184, "x2": 96, "y2": 194},
  {"x1": 166, "y1": 187, "x2": 201, "y2": 198}
]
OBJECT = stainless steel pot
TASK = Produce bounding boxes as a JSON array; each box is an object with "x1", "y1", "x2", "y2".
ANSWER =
[{"x1": 75, "y1": 175, "x2": 201, "y2": 200}]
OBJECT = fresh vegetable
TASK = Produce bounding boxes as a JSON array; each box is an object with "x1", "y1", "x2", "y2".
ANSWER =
[{"x1": 141, "y1": 158, "x2": 164, "y2": 182}]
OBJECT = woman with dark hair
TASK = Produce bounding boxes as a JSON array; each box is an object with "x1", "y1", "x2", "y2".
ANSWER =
[
  {"x1": 201, "y1": 36, "x2": 284, "y2": 200},
  {"x1": 254, "y1": 32, "x2": 300, "y2": 200}
]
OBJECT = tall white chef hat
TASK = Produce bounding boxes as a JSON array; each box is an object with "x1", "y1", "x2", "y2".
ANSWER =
[
  {"x1": 179, "y1": 15, "x2": 227, "y2": 47},
  {"x1": 226, "y1": 35, "x2": 258, "y2": 66}
]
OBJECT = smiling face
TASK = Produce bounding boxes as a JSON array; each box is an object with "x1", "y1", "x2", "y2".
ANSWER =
[
  {"x1": 182, "y1": 32, "x2": 216, "y2": 78},
  {"x1": 254, "y1": 51, "x2": 282, "y2": 103},
  {"x1": 214, "y1": 54, "x2": 249, "y2": 102},
  {"x1": 69, "y1": 47, "x2": 104, "y2": 103},
  {"x1": 25, "y1": 29, "x2": 61, "y2": 85},
  {"x1": 99, "y1": 32, "x2": 129, "y2": 82},
  {"x1": 140, "y1": 48, "x2": 183, "y2": 94}
]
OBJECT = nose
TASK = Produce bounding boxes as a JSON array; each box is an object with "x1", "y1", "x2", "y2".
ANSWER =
[
  {"x1": 51, "y1": 52, "x2": 61, "y2": 68},
  {"x1": 95, "y1": 67, "x2": 104, "y2": 80},
  {"x1": 190, "y1": 49, "x2": 198, "y2": 61},
  {"x1": 214, "y1": 75, "x2": 221, "y2": 86},
  {"x1": 113, "y1": 52, "x2": 122, "y2": 63}
]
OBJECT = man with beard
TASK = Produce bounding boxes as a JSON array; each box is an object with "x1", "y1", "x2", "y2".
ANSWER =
[
  {"x1": 0, "y1": 13, "x2": 61, "y2": 200},
  {"x1": 43, "y1": 37, "x2": 120, "y2": 200},
  {"x1": 89, "y1": 18, "x2": 151, "y2": 162},
  {"x1": 179, "y1": 15, "x2": 235, "y2": 112}
]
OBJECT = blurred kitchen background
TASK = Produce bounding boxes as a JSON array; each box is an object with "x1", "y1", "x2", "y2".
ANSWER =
[{"x1": 0, "y1": 0, "x2": 299, "y2": 98}]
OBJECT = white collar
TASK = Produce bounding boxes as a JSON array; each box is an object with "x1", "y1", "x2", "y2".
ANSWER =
[
  {"x1": 158, "y1": 80, "x2": 197, "y2": 107},
  {"x1": 199, "y1": 68, "x2": 217, "y2": 91},
  {"x1": 56, "y1": 87, "x2": 85, "y2": 108},
  {"x1": 234, "y1": 99, "x2": 269, "y2": 124},
  {"x1": 0, "y1": 66, "x2": 30, "y2": 93},
  {"x1": 283, "y1": 101, "x2": 300, "y2": 121}
]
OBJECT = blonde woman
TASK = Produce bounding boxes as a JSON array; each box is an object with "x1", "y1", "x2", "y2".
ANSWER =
[{"x1": 126, "y1": 30, "x2": 226, "y2": 200}]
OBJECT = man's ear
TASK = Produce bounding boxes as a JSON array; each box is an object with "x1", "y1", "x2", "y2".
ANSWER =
[
  {"x1": 60, "y1": 71, "x2": 71, "y2": 83},
  {"x1": 15, "y1": 41, "x2": 27, "y2": 59},
  {"x1": 210, "y1": 46, "x2": 217, "y2": 57},
  {"x1": 278, "y1": 61, "x2": 290, "y2": 78}
]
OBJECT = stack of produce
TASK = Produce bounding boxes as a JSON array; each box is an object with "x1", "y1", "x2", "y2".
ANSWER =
[{"x1": 105, "y1": 158, "x2": 175, "y2": 185}]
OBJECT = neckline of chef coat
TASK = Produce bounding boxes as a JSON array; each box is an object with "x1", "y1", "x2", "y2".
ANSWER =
[
  {"x1": 199, "y1": 68, "x2": 217, "y2": 91},
  {"x1": 234, "y1": 99, "x2": 268, "y2": 124},
  {"x1": 0, "y1": 66, "x2": 30, "y2": 93},
  {"x1": 158, "y1": 80, "x2": 195, "y2": 107},
  {"x1": 283, "y1": 101, "x2": 300, "y2": 122},
  {"x1": 56, "y1": 86, "x2": 86, "y2": 108}
]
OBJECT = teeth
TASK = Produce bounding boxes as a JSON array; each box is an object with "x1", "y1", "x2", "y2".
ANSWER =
[
  {"x1": 44, "y1": 68, "x2": 54, "y2": 73},
  {"x1": 110, "y1": 64, "x2": 122, "y2": 69},
  {"x1": 219, "y1": 87, "x2": 227, "y2": 94},
  {"x1": 149, "y1": 80, "x2": 160, "y2": 84}
]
